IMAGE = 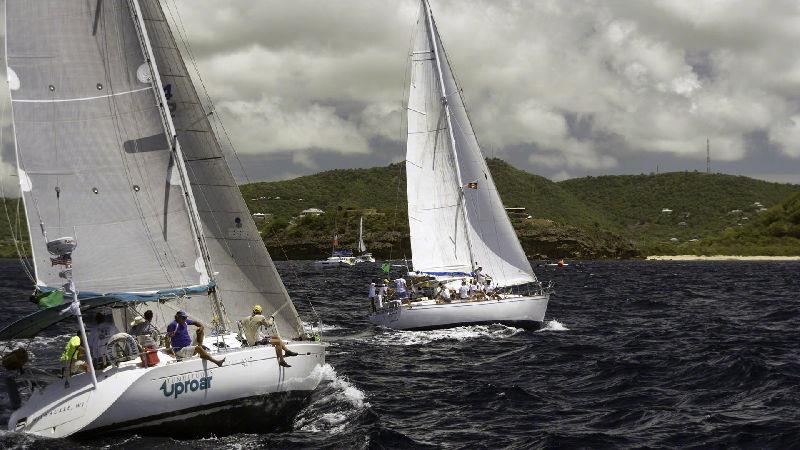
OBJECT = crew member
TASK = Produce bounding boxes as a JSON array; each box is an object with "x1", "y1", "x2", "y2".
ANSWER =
[
  {"x1": 87, "y1": 312, "x2": 118, "y2": 367},
  {"x1": 377, "y1": 280, "x2": 388, "y2": 308},
  {"x1": 166, "y1": 310, "x2": 225, "y2": 367},
  {"x1": 60, "y1": 333, "x2": 86, "y2": 377},
  {"x1": 239, "y1": 305, "x2": 297, "y2": 368},
  {"x1": 368, "y1": 282, "x2": 377, "y2": 312},
  {"x1": 458, "y1": 280, "x2": 469, "y2": 300}
]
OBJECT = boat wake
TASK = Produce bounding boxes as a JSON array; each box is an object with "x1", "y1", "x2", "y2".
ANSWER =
[
  {"x1": 366, "y1": 324, "x2": 523, "y2": 346},
  {"x1": 293, "y1": 364, "x2": 369, "y2": 434},
  {"x1": 537, "y1": 319, "x2": 570, "y2": 332}
]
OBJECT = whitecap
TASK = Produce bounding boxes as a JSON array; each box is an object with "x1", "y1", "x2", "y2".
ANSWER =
[
  {"x1": 364, "y1": 324, "x2": 523, "y2": 346},
  {"x1": 536, "y1": 319, "x2": 570, "y2": 332},
  {"x1": 294, "y1": 364, "x2": 369, "y2": 433}
]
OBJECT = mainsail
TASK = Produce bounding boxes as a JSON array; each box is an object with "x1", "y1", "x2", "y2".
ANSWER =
[
  {"x1": 357, "y1": 216, "x2": 367, "y2": 253},
  {"x1": 6, "y1": 0, "x2": 205, "y2": 294},
  {"x1": 5, "y1": 0, "x2": 304, "y2": 337},
  {"x1": 406, "y1": 1, "x2": 536, "y2": 287}
]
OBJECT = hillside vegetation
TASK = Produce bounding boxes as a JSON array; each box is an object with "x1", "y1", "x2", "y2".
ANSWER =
[
  {"x1": 2, "y1": 159, "x2": 798, "y2": 259},
  {"x1": 559, "y1": 171, "x2": 798, "y2": 248},
  {"x1": 652, "y1": 192, "x2": 800, "y2": 256}
]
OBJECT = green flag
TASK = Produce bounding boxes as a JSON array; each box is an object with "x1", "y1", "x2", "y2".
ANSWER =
[
  {"x1": 381, "y1": 262, "x2": 391, "y2": 274},
  {"x1": 36, "y1": 290, "x2": 64, "y2": 309}
]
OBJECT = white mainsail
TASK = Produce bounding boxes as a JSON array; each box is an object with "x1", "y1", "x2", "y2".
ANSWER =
[
  {"x1": 406, "y1": 1, "x2": 536, "y2": 287},
  {"x1": 357, "y1": 216, "x2": 367, "y2": 253},
  {"x1": 6, "y1": 0, "x2": 205, "y2": 294},
  {"x1": 5, "y1": 0, "x2": 303, "y2": 338}
]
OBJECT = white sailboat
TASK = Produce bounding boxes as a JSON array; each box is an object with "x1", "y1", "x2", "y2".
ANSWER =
[
  {"x1": 368, "y1": 0, "x2": 551, "y2": 331},
  {"x1": 312, "y1": 233, "x2": 356, "y2": 268},
  {"x1": 1, "y1": 0, "x2": 324, "y2": 438},
  {"x1": 354, "y1": 216, "x2": 375, "y2": 263}
]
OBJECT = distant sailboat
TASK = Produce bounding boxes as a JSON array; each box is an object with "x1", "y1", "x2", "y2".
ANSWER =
[
  {"x1": 1, "y1": 0, "x2": 325, "y2": 438},
  {"x1": 355, "y1": 216, "x2": 375, "y2": 263},
  {"x1": 313, "y1": 232, "x2": 356, "y2": 268},
  {"x1": 368, "y1": 0, "x2": 551, "y2": 330}
]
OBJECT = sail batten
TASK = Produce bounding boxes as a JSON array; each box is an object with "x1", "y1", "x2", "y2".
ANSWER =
[{"x1": 407, "y1": 1, "x2": 536, "y2": 287}]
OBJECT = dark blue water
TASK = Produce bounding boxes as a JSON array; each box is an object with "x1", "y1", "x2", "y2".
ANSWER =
[{"x1": 1, "y1": 258, "x2": 799, "y2": 449}]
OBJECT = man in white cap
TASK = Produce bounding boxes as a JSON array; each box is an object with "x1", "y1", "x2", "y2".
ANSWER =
[{"x1": 239, "y1": 305, "x2": 296, "y2": 367}]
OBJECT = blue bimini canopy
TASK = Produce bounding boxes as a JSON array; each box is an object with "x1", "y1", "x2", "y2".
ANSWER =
[
  {"x1": 0, "y1": 284, "x2": 213, "y2": 340},
  {"x1": 420, "y1": 271, "x2": 471, "y2": 277}
]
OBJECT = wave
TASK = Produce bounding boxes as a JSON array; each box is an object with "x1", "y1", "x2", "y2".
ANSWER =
[
  {"x1": 293, "y1": 364, "x2": 370, "y2": 434},
  {"x1": 364, "y1": 324, "x2": 523, "y2": 346},
  {"x1": 537, "y1": 319, "x2": 570, "y2": 332}
]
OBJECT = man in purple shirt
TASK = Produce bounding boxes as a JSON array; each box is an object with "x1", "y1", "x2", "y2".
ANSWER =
[{"x1": 166, "y1": 310, "x2": 224, "y2": 367}]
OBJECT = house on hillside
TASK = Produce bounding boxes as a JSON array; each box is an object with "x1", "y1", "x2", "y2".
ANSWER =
[
  {"x1": 505, "y1": 207, "x2": 527, "y2": 218},
  {"x1": 661, "y1": 208, "x2": 673, "y2": 213},
  {"x1": 252, "y1": 213, "x2": 273, "y2": 221},
  {"x1": 300, "y1": 208, "x2": 324, "y2": 217}
]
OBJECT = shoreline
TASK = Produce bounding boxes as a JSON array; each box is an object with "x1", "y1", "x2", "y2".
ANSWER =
[{"x1": 646, "y1": 255, "x2": 800, "y2": 261}]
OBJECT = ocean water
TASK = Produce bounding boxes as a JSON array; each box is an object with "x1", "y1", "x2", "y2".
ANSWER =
[{"x1": 1, "y1": 259, "x2": 799, "y2": 449}]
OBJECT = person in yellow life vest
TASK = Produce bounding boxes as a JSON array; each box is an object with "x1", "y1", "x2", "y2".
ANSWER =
[
  {"x1": 239, "y1": 305, "x2": 297, "y2": 368},
  {"x1": 60, "y1": 333, "x2": 87, "y2": 377}
]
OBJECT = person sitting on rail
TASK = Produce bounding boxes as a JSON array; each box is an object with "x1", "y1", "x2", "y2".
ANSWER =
[
  {"x1": 166, "y1": 310, "x2": 225, "y2": 367},
  {"x1": 239, "y1": 305, "x2": 297, "y2": 368}
]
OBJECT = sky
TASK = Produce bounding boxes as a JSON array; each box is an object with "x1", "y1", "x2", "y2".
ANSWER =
[{"x1": 2, "y1": 0, "x2": 800, "y2": 192}]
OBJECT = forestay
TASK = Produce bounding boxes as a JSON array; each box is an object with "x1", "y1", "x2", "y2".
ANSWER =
[
  {"x1": 407, "y1": 1, "x2": 536, "y2": 287},
  {"x1": 138, "y1": 0, "x2": 303, "y2": 337},
  {"x1": 5, "y1": 1, "x2": 207, "y2": 295}
]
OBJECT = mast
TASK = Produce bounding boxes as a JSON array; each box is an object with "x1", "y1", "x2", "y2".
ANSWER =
[
  {"x1": 127, "y1": 0, "x2": 225, "y2": 324},
  {"x1": 423, "y1": 0, "x2": 476, "y2": 270}
]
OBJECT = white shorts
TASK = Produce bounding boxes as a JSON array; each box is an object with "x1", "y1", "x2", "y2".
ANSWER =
[{"x1": 174, "y1": 346, "x2": 196, "y2": 359}]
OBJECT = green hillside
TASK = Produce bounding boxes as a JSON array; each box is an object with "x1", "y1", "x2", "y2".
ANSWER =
[
  {"x1": 654, "y1": 192, "x2": 800, "y2": 256},
  {"x1": 559, "y1": 171, "x2": 799, "y2": 248},
  {"x1": 0, "y1": 198, "x2": 28, "y2": 259},
  {"x1": 2, "y1": 159, "x2": 798, "y2": 259}
]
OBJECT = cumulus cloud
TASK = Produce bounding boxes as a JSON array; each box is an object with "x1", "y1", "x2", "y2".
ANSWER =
[{"x1": 1, "y1": 0, "x2": 799, "y2": 183}]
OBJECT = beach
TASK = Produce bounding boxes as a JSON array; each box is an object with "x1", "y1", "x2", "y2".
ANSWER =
[{"x1": 646, "y1": 255, "x2": 800, "y2": 261}]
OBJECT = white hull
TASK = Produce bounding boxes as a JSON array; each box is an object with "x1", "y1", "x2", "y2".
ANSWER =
[
  {"x1": 8, "y1": 336, "x2": 325, "y2": 438},
  {"x1": 368, "y1": 294, "x2": 549, "y2": 331},
  {"x1": 355, "y1": 253, "x2": 375, "y2": 263},
  {"x1": 313, "y1": 256, "x2": 356, "y2": 268}
]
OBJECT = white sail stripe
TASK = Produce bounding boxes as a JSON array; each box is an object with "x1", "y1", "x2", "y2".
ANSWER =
[{"x1": 12, "y1": 86, "x2": 151, "y2": 103}]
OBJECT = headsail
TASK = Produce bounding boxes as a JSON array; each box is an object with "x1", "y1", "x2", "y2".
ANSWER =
[
  {"x1": 5, "y1": 1, "x2": 207, "y2": 295},
  {"x1": 407, "y1": 1, "x2": 536, "y2": 287},
  {"x1": 138, "y1": 0, "x2": 303, "y2": 337}
]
